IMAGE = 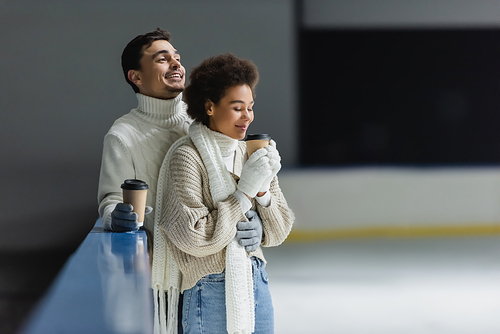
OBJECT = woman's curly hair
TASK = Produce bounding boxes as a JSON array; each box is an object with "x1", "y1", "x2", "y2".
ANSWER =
[{"x1": 184, "y1": 53, "x2": 259, "y2": 125}]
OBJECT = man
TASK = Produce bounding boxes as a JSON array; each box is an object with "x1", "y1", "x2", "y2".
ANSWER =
[{"x1": 97, "y1": 28, "x2": 190, "y2": 234}]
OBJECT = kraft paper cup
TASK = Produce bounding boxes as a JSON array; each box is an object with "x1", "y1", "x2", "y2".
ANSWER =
[
  {"x1": 245, "y1": 134, "x2": 271, "y2": 157},
  {"x1": 121, "y1": 179, "x2": 149, "y2": 226}
]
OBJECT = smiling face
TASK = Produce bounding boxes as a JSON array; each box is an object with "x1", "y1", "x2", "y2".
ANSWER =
[
  {"x1": 207, "y1": 84, "x2": 254, "y2": 140},
  {"x1": 128, "y1": 40, "x2": 185, "y2": 99}
]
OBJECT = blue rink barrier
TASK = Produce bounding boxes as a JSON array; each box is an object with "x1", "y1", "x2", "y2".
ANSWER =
[{"x1": 22, "y1": 218, "x2": 153, "y2": 334}]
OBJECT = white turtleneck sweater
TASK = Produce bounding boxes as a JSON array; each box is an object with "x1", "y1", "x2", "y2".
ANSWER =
[{"x1": 97, "y1": 93, "x2": 191, "y2": 233}]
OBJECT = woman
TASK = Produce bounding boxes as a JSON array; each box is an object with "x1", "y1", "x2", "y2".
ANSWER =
[{"x1": 152, "y1": 54, "x2": 294, "y2": 334}]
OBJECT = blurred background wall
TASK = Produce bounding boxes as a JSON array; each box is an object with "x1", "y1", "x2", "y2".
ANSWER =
[
  {"x1": 0, "y1": 0, "x2": 296, "y2": 251},
  {"x1": 290, "y1": 0, "x2": 500, "y2": 236}
]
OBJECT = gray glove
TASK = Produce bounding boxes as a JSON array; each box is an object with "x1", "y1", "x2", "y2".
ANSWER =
[
  {"x1": 111, "y1": 203, "x2": 153, "y2": 232},
  {"x1": 236, "y1": 210, "x2": 263, "y2": 252}
]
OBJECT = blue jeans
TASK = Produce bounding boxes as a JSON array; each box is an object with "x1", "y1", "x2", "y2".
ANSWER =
[{"x1": 182, "y1": 257, "x2": 274, "y2": 334}]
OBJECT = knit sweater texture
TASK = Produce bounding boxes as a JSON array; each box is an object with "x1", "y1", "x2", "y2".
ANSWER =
[
  {"x1": 160, "y1": 139, "x2": 295, "y2": 291},
  {"x1": 97, "y1": 93, "x2": 191, "y2": 233}
]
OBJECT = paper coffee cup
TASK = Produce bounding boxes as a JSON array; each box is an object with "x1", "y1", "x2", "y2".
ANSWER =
[
  {"x1": 121, "y1": 179, "x2": 149, "y2": 225},
  {"x1": 245, "y1": 133, "x2": 271, "y2": 156}
]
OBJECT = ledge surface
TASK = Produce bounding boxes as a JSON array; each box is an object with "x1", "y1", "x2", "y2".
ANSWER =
[{"x1": 22, "y1": 219, "x2": 152, "y2": 334}]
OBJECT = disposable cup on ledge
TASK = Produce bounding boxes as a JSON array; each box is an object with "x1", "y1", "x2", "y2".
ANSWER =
[{"x1": 121, "y1": 179, "x2": 149, "y2": 226}]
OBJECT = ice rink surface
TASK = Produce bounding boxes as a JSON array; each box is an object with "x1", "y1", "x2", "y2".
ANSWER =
[{"x1": 264, "y1": 237, "x2": 500, "y2": 334}]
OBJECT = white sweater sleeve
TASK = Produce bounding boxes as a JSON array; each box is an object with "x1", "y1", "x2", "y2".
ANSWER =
[
  {"x1": 97, "y1": 133, "x2": 135, "y2": 231},
  {"x1": 233, "y1": 189, "x2": 252, "y2": 213},
  {"x1": 255, "y1": 191, "x2": 271, "y2": 207}
]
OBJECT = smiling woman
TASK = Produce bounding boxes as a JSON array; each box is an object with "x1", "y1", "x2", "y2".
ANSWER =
[
  {"x1": 183, "y1": 53, "x2": 259, "y2": 128},
  {"x1": 206, "y1": 84, "x2": 254, "y2": 140},
  {"x1": 151, "y1": 54, "x2": 294, "y2": 334}
]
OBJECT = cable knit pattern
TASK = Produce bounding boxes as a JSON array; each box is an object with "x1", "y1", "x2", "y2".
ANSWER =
[
  {"x1": 151, "y1": 122, "x2": 295, "y2": 334},
  {"x1": 97, "y1": 93, "x2": 191, "y2": 234},
  {"x1": 163, "y1": 143, "x2": 294, "y2": 288}
]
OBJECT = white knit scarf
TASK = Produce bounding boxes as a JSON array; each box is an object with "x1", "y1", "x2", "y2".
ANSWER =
[{"x1": 152, "y1": 121, "x2": 255, "y2": 334}]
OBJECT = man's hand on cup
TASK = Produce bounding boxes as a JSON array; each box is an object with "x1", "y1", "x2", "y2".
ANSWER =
[{"x1": 111, "y1": 203, "x2": 152, "y2": 232}]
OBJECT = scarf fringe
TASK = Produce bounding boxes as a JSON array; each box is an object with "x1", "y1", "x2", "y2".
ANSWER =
[
  {"x1": 152, "y1": 137, "x2": 189, "y2": 334},
  {"x1": 153, "y1": 285, "x2": 167, "y2": 334},
  {"x1": 167, "y1": 286, "x2": 179, "y2": 334}
]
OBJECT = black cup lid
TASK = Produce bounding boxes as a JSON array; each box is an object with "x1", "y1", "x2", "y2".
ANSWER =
[
  {"x1": 121, "y1": 179, "x2": 149, "y2": 190},
  {"x1": 245, "y1": 134, "x2": 271, "y2": 141}
]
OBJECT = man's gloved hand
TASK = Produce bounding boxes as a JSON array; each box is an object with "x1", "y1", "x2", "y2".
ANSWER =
[
  {"x1": 259, "y1": 141, "x2": 282, "y2": 193},
  {"x1": 236, "y1": 210, "x2": 263, "y2": 252},
  {"x1": 237, "y1": 148, "x2": 272, "y2": 198},
  {"x1": 111, "y1": 203, "x2": 153, "y2": 232}
]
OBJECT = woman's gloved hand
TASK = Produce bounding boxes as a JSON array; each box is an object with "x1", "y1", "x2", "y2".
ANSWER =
[
  {"x1": 235, "y1": 210, "x2": 263, "y2": 252},
  {"x1": 111, "y1": 203, "x2": 153, "y2": 232},
  {"x1": 237, "y1": 148, "x2": 272, "y2": 198},
  {"x1": 259, "y1": 141, "x2": 282, "y2": 193}
]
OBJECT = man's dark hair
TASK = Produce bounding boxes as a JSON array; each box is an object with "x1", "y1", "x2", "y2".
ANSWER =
[
  {"x1": 121, "y1": 28, "x2": 171, "y2": 93},
  {"x1": 184, "y1": 53, "x2": 259, "y2": 125}
]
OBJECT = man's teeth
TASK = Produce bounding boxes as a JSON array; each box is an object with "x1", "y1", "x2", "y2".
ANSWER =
[{"x1": 167, "y1": 74, "x2": 181, "y2": 78}]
